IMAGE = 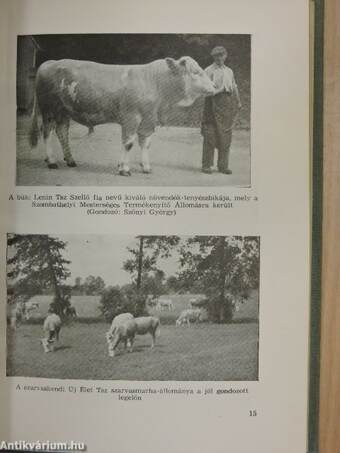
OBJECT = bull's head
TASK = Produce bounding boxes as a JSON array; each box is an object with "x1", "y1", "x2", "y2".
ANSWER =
[{"x1": 166, "y1": 56, "x2": 216, "y2": 107}]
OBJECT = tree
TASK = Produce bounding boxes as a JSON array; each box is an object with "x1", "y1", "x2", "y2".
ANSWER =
[
  {"x1": 123, "y1": 235, "x2": 180, "y2": 311},
  {"x1": 99, "y1": 285, "x2": 146, "y2": 321},
  {"x1": 7, "y1": 234, "x2": 71, "y2": 315},
  {"x1": 83, "y1": 275, "x2": 106, "y2": 295},
  {"x1": 178, "y1": 236, "x2": 260, "y2": 323}
]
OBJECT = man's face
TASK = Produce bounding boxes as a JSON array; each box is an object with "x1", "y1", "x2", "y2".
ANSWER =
[{"x1": 213, "y1": 53, "x2": 227, "y2": 66}]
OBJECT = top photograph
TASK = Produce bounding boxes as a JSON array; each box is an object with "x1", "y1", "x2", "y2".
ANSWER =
[{"x1": 16, "y1": 34, "x2": 251, "y2": 187}]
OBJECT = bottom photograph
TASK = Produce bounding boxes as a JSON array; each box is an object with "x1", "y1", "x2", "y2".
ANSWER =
[{"x1": 6, "y1": 234, "x2": 260, "y2": 381}]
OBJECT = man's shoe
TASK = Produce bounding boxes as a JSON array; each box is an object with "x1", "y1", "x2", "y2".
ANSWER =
[
  {"x1": 202, "y1": 167, "x2": 213, "y2": 174},
  {"x1": 219, "y1": 168, "x2": 232, "y2": 175}
]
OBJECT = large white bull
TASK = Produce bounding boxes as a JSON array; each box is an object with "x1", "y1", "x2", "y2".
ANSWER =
[
  {"x1": 176, "y1": 308, "x2": 202, "y2": 326},
  {"x1": 29, "y1": 57, "x2": 216, "y2": 175}
]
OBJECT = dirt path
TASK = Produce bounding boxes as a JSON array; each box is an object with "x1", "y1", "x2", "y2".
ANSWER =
[{"x1": 16, "y1": 116, "x2": 251, "y2": 187}]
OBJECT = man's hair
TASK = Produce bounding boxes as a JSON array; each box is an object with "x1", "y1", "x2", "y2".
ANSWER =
[{"x1": 211, "y1": 46, "x2": 227, "y2": 57}]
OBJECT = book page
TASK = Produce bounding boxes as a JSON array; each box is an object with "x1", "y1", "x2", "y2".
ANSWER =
[{"x1": 0, "y1": 1, "x2": 310, "y2": 452}]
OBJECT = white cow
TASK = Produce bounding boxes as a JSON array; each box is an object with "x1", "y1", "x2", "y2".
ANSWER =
[
  {"x1": 106, "y1": 312, "x2": 134, "y2": 338},
  {"x1": 24, "y1": 301, "x2": 40, "y2": 320},
  {"x1": 41, "y1": 312, "x2": 62, "y2": 353},
  {"x1": 106, "y1": 313, "x2": 134, "y2": 356},
  {"x1": 106, "y1": 315, "x2": 160, "y2": 357},
  {"x1": 176, "y1": 308, "x2": 202, "y2": 326}
]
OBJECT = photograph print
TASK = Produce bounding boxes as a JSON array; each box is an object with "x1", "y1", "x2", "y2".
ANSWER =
[
  {"x1": 16, "y1": 34, "x2": 251, "y2": 186},
  {"x1": 6, "y1": 234, "x2": 259, "y2": 381}
]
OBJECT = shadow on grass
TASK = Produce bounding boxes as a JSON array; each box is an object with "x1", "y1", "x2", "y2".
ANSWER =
[{"x1": 231, "y1": 318, "x2": 259, "y2": 325}]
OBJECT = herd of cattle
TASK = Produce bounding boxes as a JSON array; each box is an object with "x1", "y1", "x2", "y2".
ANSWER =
[
  {"x1": 8, "y1": 299, "x2": 207, "y2": 354},
  {"x1": 29, "y1": 56, "x2": 217, "y2": 175},
  {"x1": 41, "y1": 307, "x2": 204, "y2": 354},
  {"x1": 8, "y1": 294, "x2": 243, "y2": 354}
]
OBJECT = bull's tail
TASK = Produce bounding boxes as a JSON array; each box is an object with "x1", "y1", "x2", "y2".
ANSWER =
[{"x1": 29, "y1": 93, "x2": 41, "y2": 148}]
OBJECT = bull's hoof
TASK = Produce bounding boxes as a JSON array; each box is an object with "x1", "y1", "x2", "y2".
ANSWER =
[
  {"x1": 142, "y1": 168, "x2": 152, "y2": 174},
  {"x1": 66, "y1": 159, "x2": 77, "y2": 168},
  {"x1": 47, "y1": 162, "x2": 58, "y2": 169},
  {"x1": 119, "y1": 170, "x2": 131, "y2": 176}
]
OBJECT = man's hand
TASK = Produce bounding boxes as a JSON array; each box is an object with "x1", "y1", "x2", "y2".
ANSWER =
[{"x1": 237, "y1": 102, "x2": 242, "y2": 109}]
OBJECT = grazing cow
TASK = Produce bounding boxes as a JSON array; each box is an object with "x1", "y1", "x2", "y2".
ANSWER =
[
  {"x1": 29, "y1": 57, "x2": 216, "y2": 175},
  {"x1": 106, "y1": 315, "x2": 160, "y2": 357},
  {"x1": 156, "y1": 299, "x2": 173, "y2": 311},
  {"x1": 41, "y1": 312, "x2": 62, "y2": 353},
  {"x1": 105, "y1": 312, "x2": 134, "y2": 352},
  {"x1": 106, "y1": 319, "x2": 137, "y2": 357},
  {"x1": 176, "y1": 308, "x2": 202, "y2": 326}
]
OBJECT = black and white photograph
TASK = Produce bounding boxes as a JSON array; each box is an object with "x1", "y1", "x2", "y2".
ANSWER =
[
  {"x1": 6, "y1": 234, "x2": 259, "y2": 381},
  {"x1": 16, "y1": 34, "x2": 251, "y2": 186}
]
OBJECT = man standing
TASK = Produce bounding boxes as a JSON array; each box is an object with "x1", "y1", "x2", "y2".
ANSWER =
[{"x1": 201, "y1": 46, "x2": 242, "y2": 174}]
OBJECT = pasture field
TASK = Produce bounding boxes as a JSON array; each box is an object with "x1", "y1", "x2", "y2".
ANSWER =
[
  {"x1": 16, "y1": 116, "x2": 251, "y2": 187},
  {"x1": 21, "y1": 291, "x2": 259, "y2": 324},
  {"x1": 6, "y1": 322, "x2": 258, "y2": 381}
]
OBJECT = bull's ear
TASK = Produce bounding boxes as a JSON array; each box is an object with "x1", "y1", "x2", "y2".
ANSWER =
[{"x1": 165, "y1": 57, "x2": 179, "y2": 74}]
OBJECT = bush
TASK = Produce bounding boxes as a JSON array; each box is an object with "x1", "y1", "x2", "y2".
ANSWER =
[{"x1": 99, "y1": 286, "x2": 148, "y2": 322}]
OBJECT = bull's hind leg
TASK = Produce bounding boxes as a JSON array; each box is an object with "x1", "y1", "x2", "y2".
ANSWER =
[
  {"x1": 118, "y1": 114, "x2": 141, "y2": 176},
  {"x1": 138, "y1": 134, "x2": 152, "y2": 174},
  {"x1": 43, "y1": 118, "x2": 58, "y2": 169},
  {"x1": 55, "y1": 119, "x2": 77, "y2": 167}
]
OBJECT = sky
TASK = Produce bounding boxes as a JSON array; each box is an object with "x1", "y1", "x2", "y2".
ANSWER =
[{"x1": 59, "y1": 235, "x2": 180, "y2": 287}]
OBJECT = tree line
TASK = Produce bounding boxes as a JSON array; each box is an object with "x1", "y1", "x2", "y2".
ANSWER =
[{"x1": 7, "y1": 234, "x2": 259, "y2": 323}]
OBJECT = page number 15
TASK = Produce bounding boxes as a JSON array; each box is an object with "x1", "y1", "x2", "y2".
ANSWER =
[{"x1": 249, "y1": 410, "x2": 257, "y2": 417}]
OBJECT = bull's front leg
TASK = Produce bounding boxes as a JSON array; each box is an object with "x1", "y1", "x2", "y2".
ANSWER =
[
  {"x1": 138, "y1": 134, "x2": 152, "y2": 174},
  {"x1": 118, "y1": 139, "x2": 135, "y2": 176}
]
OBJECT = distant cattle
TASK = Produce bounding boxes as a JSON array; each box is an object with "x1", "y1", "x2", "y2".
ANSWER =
[
  {"x1": 156, "y1": 299, "x2": 173, "y2": 311},
  {"x1": 176, "y1": 308, "x2": 202, "y2": 326},
  {"x1": 106, "y1": 315, "x2": 160, "y2": 357},
  {"x1": 41, "y1": 312, "x2": 62, "y2": 353},
  {"x1": 63, "y1": 305, "x2": 77, "y2": 319},
  {"x1": 29, "y1": 57, "x2": 216, "y2": 175},
  {"x1": 24, "y1": 301, "x2": 40, "y2": 320}
]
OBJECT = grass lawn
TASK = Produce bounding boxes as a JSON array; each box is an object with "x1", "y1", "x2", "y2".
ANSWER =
[{"x1": 7, "y1": 322, "x2": 258, "y2": 381}]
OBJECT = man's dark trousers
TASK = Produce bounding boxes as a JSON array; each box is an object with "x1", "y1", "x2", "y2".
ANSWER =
[{"x1": 201, "y1": 92, "x2": 235, "y2": 172}]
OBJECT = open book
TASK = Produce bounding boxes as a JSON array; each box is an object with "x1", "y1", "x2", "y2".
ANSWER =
[{"x1": 0, "y1": 1, "x2": 322, "y2": 452}]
